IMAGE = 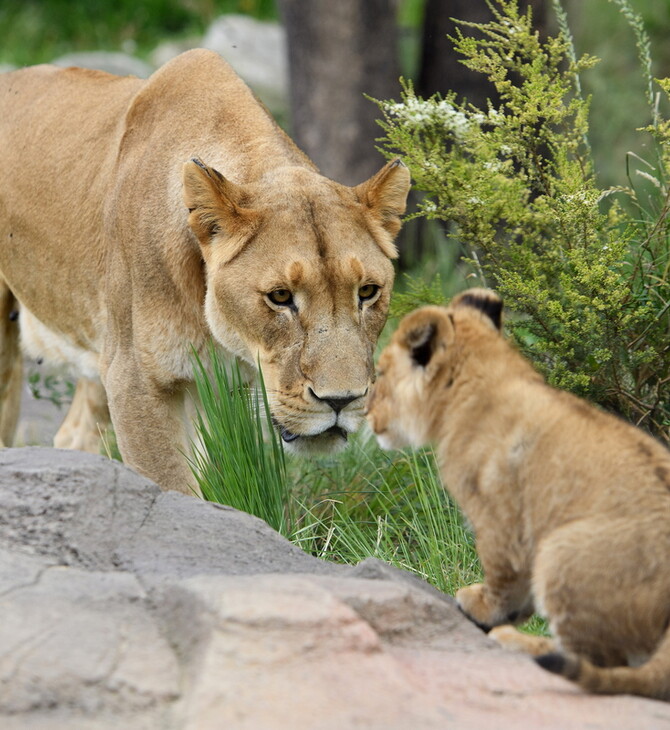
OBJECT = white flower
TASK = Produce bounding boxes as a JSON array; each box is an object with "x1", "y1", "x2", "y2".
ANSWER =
[
  {"x1": 562, "y1": 190, "x2": 599, "y2": 207},
  {"x1": 384, "y1": 97, "x2": 483, "y2": 141}
]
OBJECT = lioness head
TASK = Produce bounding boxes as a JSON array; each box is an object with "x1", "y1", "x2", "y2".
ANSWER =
[
  {"x1": 366, "y1": 288, "x2": 504, "y2": 450},
  {"x1": 183, "y1": 157, "x2": 411, "y2": 452}
]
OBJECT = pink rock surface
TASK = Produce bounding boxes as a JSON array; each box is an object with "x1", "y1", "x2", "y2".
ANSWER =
[{"x1": 2, "y1": 448, "x2": 669, "y2": 729}]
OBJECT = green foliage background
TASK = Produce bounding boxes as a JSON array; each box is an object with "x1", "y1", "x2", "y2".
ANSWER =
[
  {"x1": 377, "y1": 0, "x2": 670, "y2": 441},
  {"x1": 0, "y1": 0, "x2": 277, "y2": 66}
]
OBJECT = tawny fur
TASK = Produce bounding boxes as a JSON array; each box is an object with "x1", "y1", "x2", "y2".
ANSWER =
[
  {"x1": 366, "y1": 288, "x2": 670, "y2": 700},
  {"x1": 0, "y1": 49, "x2": 410, "y2": 493}
]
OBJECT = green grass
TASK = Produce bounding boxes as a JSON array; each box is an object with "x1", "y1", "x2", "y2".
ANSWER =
[
  {"x1": 291, "y1": 437, "x2": 481, "y2": 594},
  {"x1": 570, "y1": 0, "x2": 670, "y2": 188},
  {"x1": 187, "y1": 343, "x2": 479, "y2": 592},
  {"x1": 188, "y1": 346, "x2": 291, "y2": 535},
  {"x1": 188, "y1": 344, "x2": 548, "y2": 636}
]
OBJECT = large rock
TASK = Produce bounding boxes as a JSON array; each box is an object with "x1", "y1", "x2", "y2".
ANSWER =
[
  {"x1": 201, "y1": 15, "x2": 287, "y2": 115},
  {"x1": 151, "y1": 16, "x2": 288, "y2": 116},
  {"x1": 0, "y1": 448, "x2": 668, "y2": 729}
]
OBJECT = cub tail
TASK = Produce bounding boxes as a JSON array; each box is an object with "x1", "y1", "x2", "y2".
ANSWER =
[{"x1": 535, "y1": 631, "x2": 670, "y2": 700}]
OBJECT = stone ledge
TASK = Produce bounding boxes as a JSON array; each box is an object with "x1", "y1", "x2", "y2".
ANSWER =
[{"x1": 0, "y1": 448, "x2": 668, "y2": 729}]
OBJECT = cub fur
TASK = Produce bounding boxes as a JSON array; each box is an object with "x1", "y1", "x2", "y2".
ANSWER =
[
  {"x1": 366, "y1": 288, "x2": 670, "y2": 700},
  {"x1": 0, "y1": 50, "x2": 410, "y2": 493}
]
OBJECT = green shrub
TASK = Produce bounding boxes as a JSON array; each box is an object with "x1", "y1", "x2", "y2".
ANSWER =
[
  {"x1": 26, "y1": 368, "x2": 75, "y2": 408},
  {"x1": 376, "y1": 0, "x2": 670, "y2": 442}
]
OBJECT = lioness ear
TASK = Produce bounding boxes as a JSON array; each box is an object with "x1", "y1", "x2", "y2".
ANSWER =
[
  {"x1": 354, "y1": 158, "x2": 411, "y2": 257},
  {"x1": 451, "y1": 288, "x2": 503, "y2": 331},
  {"x1": 183, "y1": 158, "x2": 258, "y2": 261}
]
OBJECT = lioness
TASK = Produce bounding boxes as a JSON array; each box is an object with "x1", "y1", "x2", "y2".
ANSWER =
[
  {"x1": 366, "y1": 288, "x2": 670, "y2": 700},
  {"x1": 0, "y1": 49, "x2": 411, "y2": 494}
]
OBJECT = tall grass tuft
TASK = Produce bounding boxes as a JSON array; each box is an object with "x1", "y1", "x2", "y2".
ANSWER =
[
  {"x1": 188, "y1": 346, "x2": 291, "y2": 536},
  {"x1": 292, "y1": 438, "x2": 481, "y2": 594},
  {"x1": 188, "y1": 344, "x2": 481, "y2": 594}
]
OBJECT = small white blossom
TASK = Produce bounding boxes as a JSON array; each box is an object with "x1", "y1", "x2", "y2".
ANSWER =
[
  {"x1": 384, "y1": 96, "x2": 482, "y2": 142},
  {"x1": 501, "y1": 18, "x2": 523, "y2": 35},
  {"x1": 562, "y1": 190, "x2": 599, "y2": 208},
  {"x1": 487, "y1": 108, "x2": 503, "y2": 124}
]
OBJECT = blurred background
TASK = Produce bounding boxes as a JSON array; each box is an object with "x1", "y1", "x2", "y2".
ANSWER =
[
  {"x1": 1, "y1": 0, "x2": 667, "y2": 193},
  {"x1": 1, "y1": 2, "x2": 668, "y2": 479}
]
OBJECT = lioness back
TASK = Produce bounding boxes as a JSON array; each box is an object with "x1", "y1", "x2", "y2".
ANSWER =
[{"x1": 0, "y1": 65, "x2": 142, "y2": 344}]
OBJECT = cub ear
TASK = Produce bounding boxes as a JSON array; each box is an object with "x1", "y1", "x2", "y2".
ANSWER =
[
  {"x1": 354, "y1": 158, "x2": 411, "y2": 257},
  {"x1": 450, "y1": 288, "x2": 503, "y2": 331},
  {"x1": 182, "y1": 158, "x2": 258, "y2": 260},
  {"x1": 398, "y1": 307, "x2": 453, "y2": 369},
  {"x1": 405, "y1": 322, "x2": 438, "y2": 368}
]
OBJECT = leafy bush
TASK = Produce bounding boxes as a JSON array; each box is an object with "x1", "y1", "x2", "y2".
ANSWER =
[
  {"x1": 27, "y1": 368, "x2": 75, "y2": 408},
  {"x1": 376, "y1": 0, "x2": 670, "y2": 442}
]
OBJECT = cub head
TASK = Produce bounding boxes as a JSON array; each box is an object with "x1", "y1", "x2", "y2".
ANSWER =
[
  {"x1": 183, "y1": 156, "x2": 411, "y2": 453},
  {"x1": 366, "y1": 288, "x2": 503, "y2": 450}
]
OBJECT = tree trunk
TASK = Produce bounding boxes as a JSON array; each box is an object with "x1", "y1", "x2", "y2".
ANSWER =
[
  {"x1": 277, "y1": 0, "x2": 401, "y2": 186},
  {"x1": 418, "y1": 0, "x2": 548, "y2": 104}
]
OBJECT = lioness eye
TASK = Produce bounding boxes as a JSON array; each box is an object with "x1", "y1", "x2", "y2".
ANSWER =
[
  {"x1": 359, "y1": 284, "x2": 379, "y2": 301},
  {"x1": 268, "y1": 289, "x2": 293, "y2": 306}
]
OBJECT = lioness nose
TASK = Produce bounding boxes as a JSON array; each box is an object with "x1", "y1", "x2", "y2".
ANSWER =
[{"x1": 309, "y1": 389, "x2": 363, "y2": 413}]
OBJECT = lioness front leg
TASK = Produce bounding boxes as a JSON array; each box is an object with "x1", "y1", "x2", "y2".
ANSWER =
[{"x1": 104, "y1": 358, "x2": 201, "y2": 496}]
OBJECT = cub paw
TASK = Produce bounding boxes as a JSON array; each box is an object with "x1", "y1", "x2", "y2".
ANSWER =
[
  {"x1": 456, "y1": 583, "x2": 511, "y2": 630},
  {"x1": 489, "y1": 625, "x2": 557, "y2": 657},
  {"x1": 456, "y1": 583, "x2": 494, "y2": 630}
]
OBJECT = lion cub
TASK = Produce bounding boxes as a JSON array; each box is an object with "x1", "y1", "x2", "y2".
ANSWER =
[{"x1": 366, "y1": 288, "x2": 670, "y2": 700}]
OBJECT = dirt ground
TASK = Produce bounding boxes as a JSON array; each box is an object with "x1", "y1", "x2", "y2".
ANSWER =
[{"x1": 15, "y1": 366, "x2": 64, "y2": 447}]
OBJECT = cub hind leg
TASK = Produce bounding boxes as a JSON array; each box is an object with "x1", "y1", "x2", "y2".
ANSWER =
[
  {"x1": 531, "y1": 518, "x2": 670, "y2": 699},
  {"x1": 532, "y1": 518, "x2": 663, "y2": 669},
  {"x1": 488, "y1": 625, "x2": 558, "y2": 656},
  {"x1": 0, "y1": 281, "x2": 22, "y2": 446},
  {"x1": 54, "y1": 377, "x2": 111, "y2": 454}
]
